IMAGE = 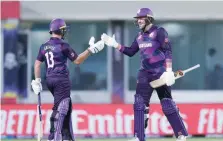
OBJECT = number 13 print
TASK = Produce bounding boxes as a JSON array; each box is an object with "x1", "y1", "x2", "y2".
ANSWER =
[{"x1": 45, "y1": 51, "x2": 54, "y2": 68}]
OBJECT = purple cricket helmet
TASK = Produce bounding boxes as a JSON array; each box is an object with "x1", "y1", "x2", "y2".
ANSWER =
[
  {"x1": 133, "y1": 8, "x2": 155, "y2": 31},
  {"x1": 134, "y1": 8, "x2": 154, "y2": 19},
  {"x1": 49, "y1": 18, "x2": 69, "y2": 39}
]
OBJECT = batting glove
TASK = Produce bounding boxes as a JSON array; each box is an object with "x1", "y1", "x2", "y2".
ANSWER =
[
  {"x1": 88, "y1": 37, "x2": 105, "y2": 54},
  {"x1": 88, "y1": 36, "x2": 95, "y2": 46},
  {"x1": 31, "y1": 78, "x2": 42, "y2": 95},
  {"x1": 160, "y1": 68, "x2": 175, "y2": 86},
  {"x1": 101, "y1": 33, "x2": 119, "y2": 48}
]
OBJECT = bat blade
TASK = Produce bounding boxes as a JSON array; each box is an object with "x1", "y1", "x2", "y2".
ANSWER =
[
  {"x1": 37, "y1": 93, "x2": 43, "y2": 141},
  {"x1": 37, "y1": 105, "x2": 43, "y2": 141},
  {"x1": 149, "y1": 77, "x2": 165, "y2": 88},
  {"x1": 150, "y1": 64, "x2": 200, "y2": 88}
]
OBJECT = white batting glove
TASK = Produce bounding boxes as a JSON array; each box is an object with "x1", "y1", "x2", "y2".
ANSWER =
[
  {"x1": 88, "y1": 37, "x2": 105, "y2": 54},
  {"x1": 31, "y1": 78, "x2": 42, "y2": 95},
  {"x1": 160, "y1": 68, "x2": 175, "y2": 86},
  {"x1": 101, "y1": 33, "x2": 119, "y2": 48},
  {"x1": 89, "y1": 36, "x2": 95, "y2": 46}
]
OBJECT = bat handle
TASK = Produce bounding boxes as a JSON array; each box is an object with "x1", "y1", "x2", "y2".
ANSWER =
[
  {"x1": 183, "y1": 64, "x2": 200, "y2": 74},
  {"x1": 38, "y1": 93, "x2": 41, "y2": 106}
]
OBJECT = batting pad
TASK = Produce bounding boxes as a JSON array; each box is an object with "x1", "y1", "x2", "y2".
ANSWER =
[
  {"x1": 134, "y1": 94, "x2": 145, "y2": 141},
  {"x1": 161, "y1": 98, "x2": 188, "y2": 137}
]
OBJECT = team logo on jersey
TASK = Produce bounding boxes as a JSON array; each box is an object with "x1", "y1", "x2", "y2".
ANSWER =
[
  {"x1": 71, "y1": 53, "x2": 75, "y2": 57},
  {"x1": 149, "y1": 31, "x2": 157, "y2": 38},
  {"x1": 138, "y1": 35, "x2": 142, "y2": 40}
]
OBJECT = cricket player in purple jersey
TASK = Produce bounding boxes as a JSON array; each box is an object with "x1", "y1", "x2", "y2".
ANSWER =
[
  {"x1": 101, "y1": 8, "x2": 188, "y2": 141},
  {"x1": 31, "y1": 18, "x2": 104, "y2": 141}
]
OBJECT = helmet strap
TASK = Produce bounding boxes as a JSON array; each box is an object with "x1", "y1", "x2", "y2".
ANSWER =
[{"x1": 142, "y1": 18, "x2": 152, "y2": 32}]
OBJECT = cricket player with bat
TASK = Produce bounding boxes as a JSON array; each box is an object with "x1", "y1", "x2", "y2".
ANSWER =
[
  {"x1": 101, "y1": 8, "x2": 188, "y2": 141},
  {"x1": 31, "y1": 18, "x2": 105, "y2": 141}
]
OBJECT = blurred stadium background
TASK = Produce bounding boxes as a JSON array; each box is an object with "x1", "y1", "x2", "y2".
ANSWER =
[{"x1": 1, "y1": 1, "x2": 223, "y2": 141}]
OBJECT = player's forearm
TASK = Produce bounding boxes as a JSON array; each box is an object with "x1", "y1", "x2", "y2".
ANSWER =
[
  {"x1": 163, "y1": 45, "x2": 172, "y2": 71},
  {"x1": 34, "y1": 60, "x2": 42, "y2": 79},
  {"x1": 74, "y1": 49, "x2": 91, "y2": 65},
  {"x1": 166, "y1": 59, "x2": 172, "y2": 71},
  {"x1": 118, "y1": 45, "x2": 139, "y2": 57}
]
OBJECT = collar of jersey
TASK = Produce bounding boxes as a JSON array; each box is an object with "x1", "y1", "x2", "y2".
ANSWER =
[
  {"x1": 50, "y1": 37, "x2": 61, "y2": 40},
  {"x1": 143, "y1": 25, "x2": 157, "y2": 34}
]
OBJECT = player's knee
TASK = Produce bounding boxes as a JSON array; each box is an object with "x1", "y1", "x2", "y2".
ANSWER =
[
  {"x1": 161, "y1": 98, "x2": 178, "y2": 115},
  {"x1": 134, "y1": 94, "x2": 145, "y2": 111},
  {"x1": 156, "y1": 85, "x2": 172, "y2": 100},
  {"x1": 136, "y1": 83, "x2": 149, "y2": 94},
  {"x1": 136, "y1": 83, "x2": 152, "y2": 105},
  {"x1": 58, "y1": 97, "x2": 71, "y2": 115}
]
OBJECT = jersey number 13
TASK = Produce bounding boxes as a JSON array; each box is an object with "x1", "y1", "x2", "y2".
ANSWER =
[{"x1": 45, "y1": 51, "x2": 54, "y2": 68}]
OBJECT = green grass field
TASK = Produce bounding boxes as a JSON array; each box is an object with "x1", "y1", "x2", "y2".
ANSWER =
[{"x1": 1, "y1": 138, "x2": 223, "y2": 141}]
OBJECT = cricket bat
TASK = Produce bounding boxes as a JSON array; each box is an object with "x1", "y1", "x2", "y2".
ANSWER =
[
  {"x1": 150, "y1": 64, "x2": 200, "y2": 88},
  {"x1": 37, "y1": 93, "x2": 43, "y2": 141}
]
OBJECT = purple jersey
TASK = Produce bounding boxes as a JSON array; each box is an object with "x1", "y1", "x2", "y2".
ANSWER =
[
  {"x1": 119, "y1": 25, "x2": 172, "y2": 75},
  {"x1": 37, "y1": 37, "x2": 78, "y2": 78}
]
